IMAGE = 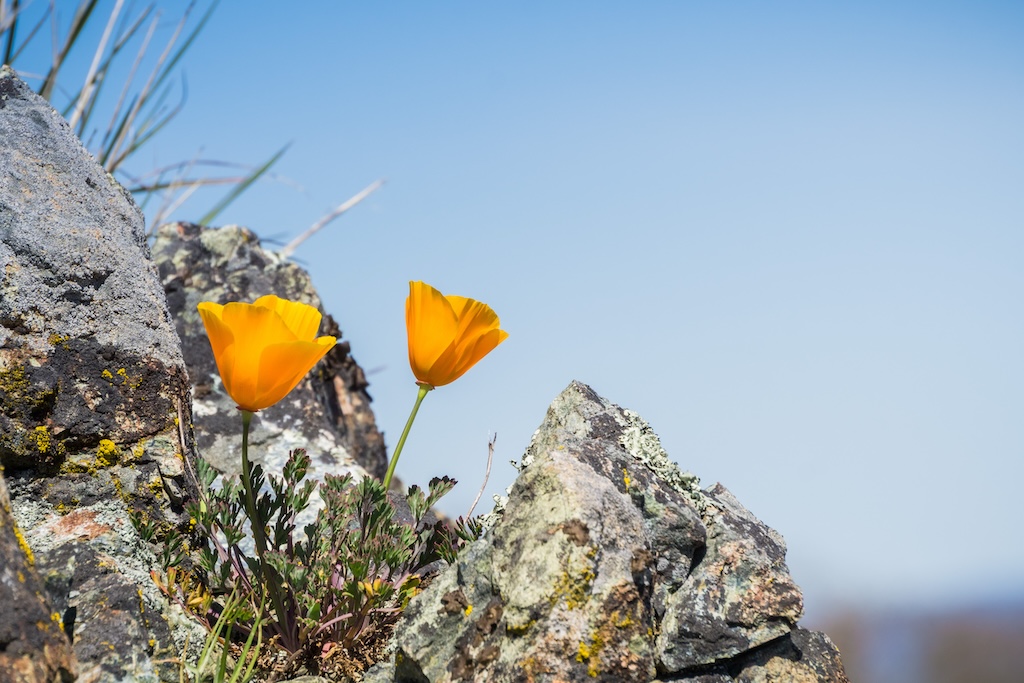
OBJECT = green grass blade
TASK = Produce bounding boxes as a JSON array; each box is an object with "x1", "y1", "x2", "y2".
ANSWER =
[
  {"x1": 112, "y1": 79, "x2": 184, "y2": 168},
  {"x1": 2, "y1": 0, "x2": 21, "y2": 66},
  {"x1": 39, "y1": 0, "x2": 100, "y2": 100},
  {"x1": 150, "y1": 0, "x2": 219, "y2": 97},
  {"x1": 198, "y1": 144, "x2": 290, "y2": 226},
  {"x1": 98, "y1": 92, "x2": 138, "y2": 167},
  {"x1": 5, "y1": 2, "x2": 48, "y2": 65}
]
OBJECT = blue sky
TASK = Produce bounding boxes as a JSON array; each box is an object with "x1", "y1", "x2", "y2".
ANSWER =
[{"x1": 17, "y1": 1, "x2": 1024, "y2": 623}]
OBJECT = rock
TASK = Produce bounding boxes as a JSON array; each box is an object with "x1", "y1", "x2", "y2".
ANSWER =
[
  {"x1": 732, "y1": 628, "x2": 849, "y2": 682},
  {"x1": 0, "y1": 61, "x2": 849, "y2": 683},
  {"x1": 378, "y1": 381, "x2": 848, "y2": 682},
  {"x1": 0, "y1": 470, "x2": 77, "y2": 683},
  {"x1": 1, "y1": 66, "x2": 204, "y2": 683},
  {"x1": 152, "y1": 221, "x2": 387, "y2": 495}
]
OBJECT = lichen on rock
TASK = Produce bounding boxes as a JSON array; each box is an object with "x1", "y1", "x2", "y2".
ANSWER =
[
  {"x1": 368, "y1": 381, "x2": 848, "y2": 683},
  {"x1": 1, "y1": 65, "x2": 201, "y2": 683}
]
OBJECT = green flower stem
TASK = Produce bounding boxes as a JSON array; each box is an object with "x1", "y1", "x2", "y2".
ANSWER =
[
  {"x1": 382, "y1": 384, "x2": 432, "y2": 489},
  {"x1": 240, "y1": 411, "x2": 265, "y2": 553},
  {"x1": 239, "y1": 410, "x2": 292, "y2": 648}
]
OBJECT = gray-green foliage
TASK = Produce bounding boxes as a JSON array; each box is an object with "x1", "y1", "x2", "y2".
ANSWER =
[{"x1": 160, "y1": 449, "x2": 481, "y2": 676}]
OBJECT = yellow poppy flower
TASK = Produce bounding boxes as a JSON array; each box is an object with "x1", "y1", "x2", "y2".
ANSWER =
[
  {"x1": 197, "y1": 295, "x2": 336, "y2": 412},
  {"x1": 405, "y1": 281, "x2": 508, "y2": 388}
]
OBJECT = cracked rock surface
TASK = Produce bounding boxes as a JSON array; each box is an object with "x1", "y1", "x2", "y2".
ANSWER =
[{"x1": 366, "y1": 381, "x2": 848, "y2": 683}]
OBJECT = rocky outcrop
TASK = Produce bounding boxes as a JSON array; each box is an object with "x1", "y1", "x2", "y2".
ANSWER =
[
  {"x1": 0, "y1": 63, "x2": 848, "y2": 683},
  {"x1": 1, "y1": 65, "x2": 203, "y2": 683},
  {"x1": 151, "y1": 220, "x2": 387, "y2": 493},
  {"x1": 367, "y1": 382, "x2": 848, "y2": 683},
  {"x1": 0, "y1": 472, "x2": 76, "y2": 683}
]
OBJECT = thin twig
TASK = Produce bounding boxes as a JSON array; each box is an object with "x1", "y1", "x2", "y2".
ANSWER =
[
  {"x1": 149, "y1": 148, "x2": 203, "y2": 229},
  {"x1": 467, "y1": 434, "x2": 496, "y2": 518},
  {"x1": 278, "y1": 179, "x2": 385, "y2": 259},
  {"x1": 151, "y1": 179, "x2": 201, "y2": 228}
]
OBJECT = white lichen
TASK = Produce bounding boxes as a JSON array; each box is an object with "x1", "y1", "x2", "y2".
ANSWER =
[{"x1": 615, "y1": 408, "x2": 706, "y2": 512}]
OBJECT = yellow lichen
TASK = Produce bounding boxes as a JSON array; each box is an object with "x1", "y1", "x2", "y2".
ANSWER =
[
  {"x1": 575, "y1": 630, "x2": 605, "y2": 677},
  {"x1": 623, "y1": 468, "x2": 631, "y2": 490},
  {"x1": 33, "y1": 426, "x2": 51, "y2": 453},
  {"x1": 505, "y1": 618, "x2": 536, "y2": 636},
  {"x1": 464, "y1": 604, "x2": 473, "y2": 617},
  {"x1": 96, "y1": 439, "x2": 119, "y2": 466},
  {"x1": 147, "y1": 476, "x2": 164, "y2": 495},
  {"x1": 115, "y1": 367, "x2": 143, "y2": 390},
  {"x1": 551, "y1": 545, "x2": 598, "y2": 610},
  {"x1": 13, "y1": 524, "x2": 34, "y2": 565},
  {"x1": 47, "y1": 333, "x2": 69, "y2": 349},
  {"x1": 101, "y1": 369, "x2": 114, "y2": 381},
  {"x1": 0, "y1": 367, "x2": 31, "y2": 397}
]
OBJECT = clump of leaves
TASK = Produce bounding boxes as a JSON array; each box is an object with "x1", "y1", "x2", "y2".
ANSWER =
[{"x1": 160, "y1": 450, "x2": 481, "y2": 679}]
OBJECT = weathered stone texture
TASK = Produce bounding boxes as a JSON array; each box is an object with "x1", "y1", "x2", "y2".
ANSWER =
[
  {"x1": 152, "y1": 221, "x2": 387, "y2": 491},
  {"x1": 0, "y1": 471, "x2": 76, "y2": 683},
  {"x1": 367, "y1": 381, "x2": 848, "y2": 683},
  {"x1": 1, "y1": 66, "x2": 202, "y2": 683}
]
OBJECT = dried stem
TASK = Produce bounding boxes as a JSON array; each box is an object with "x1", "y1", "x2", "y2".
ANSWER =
[
  {"x1": 467, "y1": 434, "x2": 496, "y2": 518},
  {"x1": 278, "y1": 179, "x2": 385, "y2": 259}
]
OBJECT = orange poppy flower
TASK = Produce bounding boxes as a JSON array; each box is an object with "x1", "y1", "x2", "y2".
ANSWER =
[
  {"x1": 197, "y1": 295, "x2": 336, "y2": 412},
  {"x1": 405, "y1": 281, "x2": 508, "y2": 387}
]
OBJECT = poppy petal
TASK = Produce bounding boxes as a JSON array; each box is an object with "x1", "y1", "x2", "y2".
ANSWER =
[
  {"x1": 197, "y1": 296, "x2": 336, "y2": 411},
  {"x1": 405, "y1": 282, "x2": 507, "y2": 387},
  {"x1": 255, "y1": 294, "x2": 323, "y2": 341},
  {"x1": 407, "y1": 282, "x2": 458, "y2": 381},
  {"x1": 251, "y1": 336, "x2": 336, "y2": 410}
]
